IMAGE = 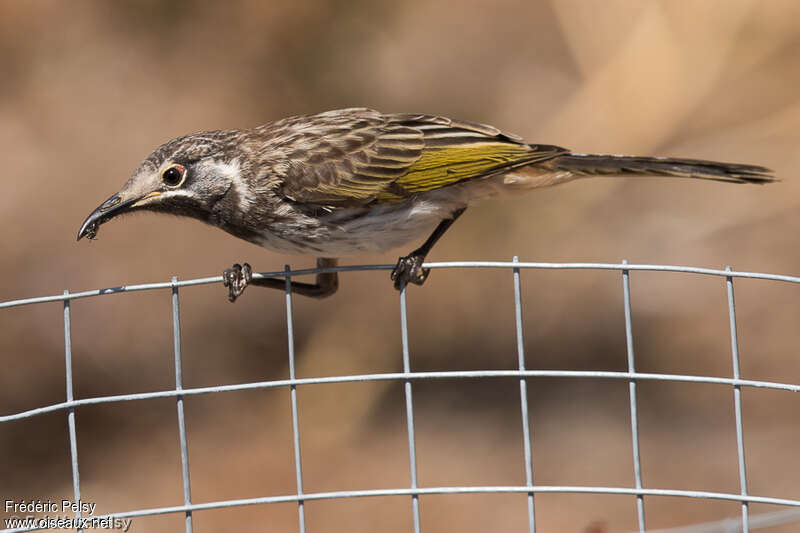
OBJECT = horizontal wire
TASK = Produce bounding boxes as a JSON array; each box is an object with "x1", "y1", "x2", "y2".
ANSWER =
[
  {"x1": 636, "y1": 508, "x2": 800, "y2": 533},
  {"x1": 5, "y1": 485, "x2": 800, "y2": 533},
  {"x1": 2, "y1": 261, "x2": 800, "y2": 309},
  {"x1": 2, "y1": 369, "x2": 799, "y2": 422}
]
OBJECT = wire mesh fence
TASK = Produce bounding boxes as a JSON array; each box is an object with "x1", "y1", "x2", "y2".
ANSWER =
[{"x1": 2, "y1": 259, "x2": 800, "y2": 533}]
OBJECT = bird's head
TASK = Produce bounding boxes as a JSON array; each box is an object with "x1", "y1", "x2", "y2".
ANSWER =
[{"x1": 77, "y1": 131, "x2": 242, "y2": 240}]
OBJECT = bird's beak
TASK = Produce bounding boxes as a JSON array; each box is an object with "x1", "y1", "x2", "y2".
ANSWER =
[{"x1": 77, "y1": 191, "x2": 162, "y2": 241}]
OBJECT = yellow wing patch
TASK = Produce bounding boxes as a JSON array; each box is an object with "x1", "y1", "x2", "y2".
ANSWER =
[{"x1": 376, "y1": 142, "x2": 547, "y2": 201}]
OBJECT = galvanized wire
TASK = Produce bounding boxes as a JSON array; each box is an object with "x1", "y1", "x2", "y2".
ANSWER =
[
  {"x1": 285, "y1": 266, "x2": 308, "y2": 533},
  {"x1": 399, "y1": 285, "x2": 422, "y2": 533},
  {"x1": 2, "y1": 260, "x2": 800, "y2": 533},
  {"x1": 725, "y1": 267, "x2": 750, "y2": 533},
  {"x1": 171, "y1": 277, "x2": 193, "y2": 533},
  {"x1": 4, "y1": 260, "x2": 800, "y2": 310},
  {"x1": 63, "y1": 292, "x2": 83, "y2": 533},
  {"x1": 513, "y1": 257, "x2": 536, "y2": 533},
  {"x1": 622, "y1": 261, "x2": 646, "y2": 532}
]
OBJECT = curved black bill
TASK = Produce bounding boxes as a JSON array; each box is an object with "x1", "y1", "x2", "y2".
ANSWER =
[{"x1": 77, "y1": 193, "x2": 139, "y2": 241}]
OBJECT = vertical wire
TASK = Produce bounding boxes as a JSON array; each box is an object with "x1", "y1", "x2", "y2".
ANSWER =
[
  {"x1": 513, "y1": 257, "x2": 536, "y2": 533},
  {"x1": 400, "y1": 285, "x2": 421, "y2": 533},
  {"x1": 172, "y1": 277, "x2": 193, "y2": 533},
  {"x1": 726, "y1": 266, "x2": 750, "y2": 533},
  {"x1": 64, "y1": 290, "x2": 84, "y2": 533},
  {"x1": 285, "y1": 266, "x2": 307, "y2": 533},
  {"x1": 622, "y1": 261, "x2": 646, "y2": 532}
]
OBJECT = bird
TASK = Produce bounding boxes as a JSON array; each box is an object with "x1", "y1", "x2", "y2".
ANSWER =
[{"x1": 77, "y1": 107, "x2": 774, "y2": 302}]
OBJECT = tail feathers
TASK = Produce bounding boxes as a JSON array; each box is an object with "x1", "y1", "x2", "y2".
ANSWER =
[{"x1": 550, "y1": 153, "x2": 774, "y2": 184}]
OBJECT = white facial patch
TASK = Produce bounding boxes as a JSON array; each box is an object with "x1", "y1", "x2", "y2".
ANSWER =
[{"x1": 196, "y1": 159, "x2": 252, "y2": 210}]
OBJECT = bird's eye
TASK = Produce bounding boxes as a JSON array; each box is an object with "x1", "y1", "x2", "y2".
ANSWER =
[{"x1": 162, "y1": 165, "x2": 186, "y2": 187}]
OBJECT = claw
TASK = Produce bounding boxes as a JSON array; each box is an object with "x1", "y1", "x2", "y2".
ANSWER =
[
  {"x1": 390, "y1": 254, "x2": 430, "y2": 290},
  {"x1": 223, "y1": 262, "x2": 252, "y2": 302}
]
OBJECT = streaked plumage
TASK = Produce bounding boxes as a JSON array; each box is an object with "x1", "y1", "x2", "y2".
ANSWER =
[{"x1": 77, "y1": 107, "x2": 774, "y2": 300}]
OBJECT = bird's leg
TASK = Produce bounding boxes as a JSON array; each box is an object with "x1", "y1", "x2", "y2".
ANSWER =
[
  {"x1": 391, "y1": 207, "x2": 466, "y2": 290},
  {"x1": 223, "y1": 257, "x2": 339, "y2": 302}
]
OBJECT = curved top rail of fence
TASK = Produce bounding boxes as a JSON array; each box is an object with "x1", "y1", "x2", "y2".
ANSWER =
[{"x1": 1, "y1": 260, "x2": 800, "y2": 310}]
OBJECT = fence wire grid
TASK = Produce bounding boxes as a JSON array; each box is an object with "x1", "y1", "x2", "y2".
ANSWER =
[{"x1": 2, "y1": 259, "x2": 800, "y2": 533}]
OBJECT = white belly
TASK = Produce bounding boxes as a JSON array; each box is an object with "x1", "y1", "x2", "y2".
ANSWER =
[{"x1": 255, "y1": 198, "x2": 458, "y2": 256}]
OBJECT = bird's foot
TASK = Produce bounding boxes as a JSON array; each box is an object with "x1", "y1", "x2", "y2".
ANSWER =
[
  {"x1": 391, "y1": 254, "x2": 429, "y2": 291},
  {"x1": 223, "y1": 263, "x2": 252, "y2": 302}
]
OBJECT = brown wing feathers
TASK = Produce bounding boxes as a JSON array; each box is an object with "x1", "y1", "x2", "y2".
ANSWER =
[
  {"x1": 276, "y1": 109, "x2": 553, "y2": 206},
  {"x1": 273, "y1": 108, "x2": 773, "y2": 208}
]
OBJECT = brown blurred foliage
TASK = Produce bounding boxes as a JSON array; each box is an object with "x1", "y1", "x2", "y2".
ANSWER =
[{"x1": 2, "y1": 1, "x2": 800, "y2": 531}]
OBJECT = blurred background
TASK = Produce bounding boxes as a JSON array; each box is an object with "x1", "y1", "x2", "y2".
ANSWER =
[{"x1": 2, "y1": 0, "x2": 800, "y2": 531}]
